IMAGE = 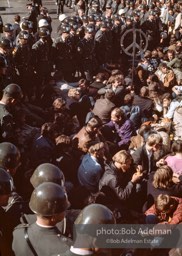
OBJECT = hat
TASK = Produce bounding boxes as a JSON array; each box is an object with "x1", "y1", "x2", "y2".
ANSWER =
[
  {"x1": 59, "y1": 14, "x2": 68, "y2": 22},
  {"x1": 118, "y1": 8, "x2": 126, "y2": 15}
]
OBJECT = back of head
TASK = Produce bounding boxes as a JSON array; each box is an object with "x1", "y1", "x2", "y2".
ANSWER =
[
  {"x1": 75, "y1": 203, "x2": 115, "y2": 224},
  {"x1": 112, "y1": 150, "x2": 132, "y2": 164},
  {"x1": 29, "y1": 182, "x2": 70, "y2": 216},
  {"x1": 87, "y1": 116, "x2": 102, "y2": 129},
  {"x1": 0, "y1": 142, "x2": 20, "y2": 170},
  {"x1": 30, "y1": 163, "x2": 65, "y2": 188},
  {"x1": 153, "y1": 166, "x2": 173, "y2": 189}
]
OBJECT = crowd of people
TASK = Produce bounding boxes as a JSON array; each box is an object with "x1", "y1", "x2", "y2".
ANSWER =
[{"x1": 0, "y1": 0, "x2": 182, "y2": 255}]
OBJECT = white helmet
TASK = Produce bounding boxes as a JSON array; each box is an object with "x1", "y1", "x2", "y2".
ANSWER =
[
  {"x1": 38, "y1": 19, "x2": 49, "y2": 28},
  {"x1": 59, "y1": 14, "x2": 68, "y2": 22}
]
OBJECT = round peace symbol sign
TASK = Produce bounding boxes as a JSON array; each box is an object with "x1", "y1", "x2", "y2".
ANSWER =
[{"x1": 121, "y1": 28, "x2": 148, "y2": 57}]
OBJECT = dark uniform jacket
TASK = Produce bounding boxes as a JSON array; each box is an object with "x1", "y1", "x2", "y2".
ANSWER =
[
  {"x1": 12, "y1": 223, "x2": 72, "y2": 256},
  {"x1": 0, "y1": 103, "x2": 14, "y2": 141}
]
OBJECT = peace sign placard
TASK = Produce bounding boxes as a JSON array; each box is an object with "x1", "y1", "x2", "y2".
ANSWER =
[{"x1": 121, "y1": 28, "x2": 148, "y2": 57}]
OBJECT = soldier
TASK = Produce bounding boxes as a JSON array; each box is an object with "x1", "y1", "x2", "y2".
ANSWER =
[
  {"x1": 0, "y1": 168, "x2": 13, "y2": 256},
  {"x1": 0, "y1": 83, "x2": 23, "y2": 142},
  {"x1": 2, "y1": 23, "x2": 16, "y2": 47},
  {"x1": 111, "y1": 15, "x2": 122, "y2": 63},
  {"x1": 0, "y1": 38, "x2": 16, "y2": 83},
  {"x1": 0, "y1": 55, "x2": 8, "y2": 91},
  {"x1": 68, "y1": 204, "x2": 115, "y2": 255},
  {"x1": 37, "y1": 7, "x2": 52, "y2": 33},
  {"x1": 18, "y1": 20, "x2": 35, "y2": 47},
  {"x1": 77, "y1": 24, "x2": 97, "y2": 81},
  {"x1": 55, "y1": 24, "x2": 74, "y2": 82},
  {"x1": 0, "y1": 142, "x2": 30, "y2": 256},
  {"x1": 12, "y1": 182, "x2": 72, "y2": 256},
  {"x1": 13, "y1": 30, "x2": 35, "y2": 101},
  {"x1": 32, "y1": 27, "x2": 54, "y2": 100},
  {"x1": 141, "y1": 11, "x2": 159, "y2": 51},
  {"x1": 95, "y1": 21, "x2": 109, "y2": 67}
]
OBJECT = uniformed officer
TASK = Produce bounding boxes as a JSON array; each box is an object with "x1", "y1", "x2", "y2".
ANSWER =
[
  {"x1": 0, "y1": 83, "x2": 23, "y2": 141},
  {"x1": 0, "y1": 168, "x2": 13, "y2": 256},
  {"x1": 0, "y1": 55, "x2": 8, "y2": 91},
  {"x1": 68, "y1": 204, "x2": 115, "y2": 255},
  {"x1": 55, "y1": 24, "x2": 74, "y2": 82},
  {"x1": 12, "y1": 182, "x2": 72, "y2": 256},
  {"x1": 17, "y1": 20, "x2": 35, "y2": 47},
  {"x1": 0, "y1": 142, "x2": 30, "y2": 256},
  {"x1": 77, "y1": 24, "x2": 97, "y2": 81},
  {"x1": 13, "y1": 30, "x2": 35, "y2": 100},
  {"x1": 94, "y1": 21, "x2": 109, "y2": 67},
  {"x1": 2, "y1": 23, "x2": 16, "y2": 47},
  {"x1": 0, "y1": 142, "x2": 20, "y2": 176},
  {"x1": 32, "y1": 27, "x2": 54, "y2": 100},
  {"x1": 0, "y1": 38, "x2": 16, "y2": 83}
]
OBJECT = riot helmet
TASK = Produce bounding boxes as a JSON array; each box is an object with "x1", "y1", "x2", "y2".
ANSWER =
[
  {"x1": 75, "y1": 204, "x2": 115, "y2": 224},
  {"x1": 30, "y1": 163, "x2": 65, "y2": 188},
  {"x1": 19, "y1": 30, "x2": 29, "y2": 40},
  {"x1": 20, "y1": 20, "x2": 30, "y2": 31},
  {"x1": 3, "y1": 23, "x2": 14, "y2": 32},
  {"x1": 3, "y1": 83, "x2": 23, "y2": 100},
  {"x1": 0, "y1": 38, "x2": 12, "y2": 49},
  {"x1": 0, "y1": 142, "x2": 21, "y2": 170},
  {"x1": 38, "y1": 19, "x2": 49, "y2": 28},
  {"x1": 29, "y1": 182, "x2": 70, "y2": 216},
  {"x1": 39, "y1": 27, "x2": 50, "y2": 38}
]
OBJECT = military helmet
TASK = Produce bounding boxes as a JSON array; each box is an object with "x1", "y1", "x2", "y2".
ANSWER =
[
  {"x1": 30, "y1": 163, "x2": 65, "y2": 188},
  {"x1": 75, "y1": 204, "x2": 115, "y2": 224},
  {"x1": 59, "y1": 14, "x2": 68, "y2": 22},
  {"x1": 60, "y1": 24, "x2": 70, "y2": 34},
  {"x1": 3, "y1": 83, "x2": 23, "y2": 100},
  {"x1": 20, "y1": 20, "x2": 30, "y2": 31},
  {"x1": 3, "y1": 23, "x2": 14, "y2": 32},
  {"x1": 39, "y1": 27, "x2": 50, "y2": 37},
  {"x1": 0, "y1": 56, "x2": 7, "y2": 68},
  {"x1": 19, "y1": 30, "x2": 29, "y2": 40},
  {"x1": 85, "y1": 24, "x2": 95, "y2": 34},
  {"x1": 29, "y1": 182, "x2": 70, "y2": 216},
  {"x1": 0, "y1": 168, "x2": 12, "y2": 195},
  {"x1": 0, "y1": 38, "x2": 12, "y2": 49},
  {"x1": 0, "y1": 142, "x2": 21, "y2": 170},
  {"x1": 38, "y1": 19, "x2": 49, "y2": 28}
]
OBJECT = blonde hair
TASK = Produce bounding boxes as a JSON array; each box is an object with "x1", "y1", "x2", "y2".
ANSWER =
[
  {"x1": 153, "y1": 166, "x2": 173, "y2": 189},
  {"x1": 112, "y1": 150, "x2": 132, "y2": 164},
  {"x1": 146, "y1": 133, "x2": 162, "y2": 146}
]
